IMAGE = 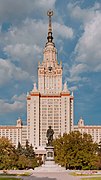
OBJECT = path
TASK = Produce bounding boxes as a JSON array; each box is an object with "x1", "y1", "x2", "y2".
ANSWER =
[{"x1": 22, "y1": 172, "x2": 81, "y2": 180}]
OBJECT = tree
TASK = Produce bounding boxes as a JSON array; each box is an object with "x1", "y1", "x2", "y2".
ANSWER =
[
  {"x1": 53, "y1": 131, "x2": 98, "y2": 170},
  {"x1": 0, "y1": 137, "x2": 38, "y2": 170},
  {"x1": 17, "y1": 154, "x2": 30, "y2": 169},
  {"x1": 23, "y1": 140, "x2": 35, "y2": 158},
  {"x1": 19, "y1": 140, "x2": 38, "y2": 169},
  {"x1": 16, "y1": 141, "x2": 24, "y2": 155},
  {"x1": 28, "y1": 144, "x2": 35, "y2": 159},
  {"x1": 0, "y1": 137, "x2": 18, "y2": 169},
  {"x1": 95, "y1": 141, "x2": 101, "y2": 169}
]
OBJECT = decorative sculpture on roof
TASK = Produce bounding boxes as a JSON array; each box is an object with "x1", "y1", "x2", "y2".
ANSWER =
[
  {"x1": 63, "y1": 82, "x2": 68, "y2": 92},
  {"x1": 32, "y1": 83, "x2": 37, "y2": 92}
]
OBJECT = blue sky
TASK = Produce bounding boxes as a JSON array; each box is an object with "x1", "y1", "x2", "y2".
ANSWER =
[{"x1": 0, "y1": 0, "x2": 101, "y2": 126}]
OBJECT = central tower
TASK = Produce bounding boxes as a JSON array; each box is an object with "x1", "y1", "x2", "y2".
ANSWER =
[
  {"x1": 27, "y1": 10, "x2": 74, "y2": 149},
  {"x1": 38, "y1": 10, "x2": 62, "y2": 94}
]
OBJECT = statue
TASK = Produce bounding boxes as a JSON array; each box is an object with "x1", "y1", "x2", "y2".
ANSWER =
[{"x1": 46, "y1": 126, "x2": 54, "y2": 146}]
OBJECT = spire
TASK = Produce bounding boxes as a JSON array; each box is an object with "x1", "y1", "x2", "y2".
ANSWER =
[
  {"x1": 71, "y1": 91, "x2": 74, "y2": 96},
  {"x1": 46, "y1": 10, "x2": 54, "y2": 45},
  {"x1": 47, "y1": 10, "x2": 53, "y2": 32},
  {"x1": 63, "y1": 82, "x2": 68, "y2": 92}
]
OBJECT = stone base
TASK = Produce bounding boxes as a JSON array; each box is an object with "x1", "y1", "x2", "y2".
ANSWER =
[
  {"x1": 34, "y1": 145, "x2": 66, "y2": 172},
  {"x1": 34, "y1": 160, "x2": 66, "y2": 172}
]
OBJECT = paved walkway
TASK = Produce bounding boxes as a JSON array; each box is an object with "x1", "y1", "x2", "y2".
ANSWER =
[
  {"x1": 22, "y1": 172, "x2": 81, "y2": 180},
  {"x1": 1, "y1": 170, "x2": 101, "y2": 180},
  {"x1": 22, "y1": 172, "x2": 101, "y2": 180}
]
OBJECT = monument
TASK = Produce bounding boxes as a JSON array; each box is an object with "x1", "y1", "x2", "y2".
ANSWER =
[
  {"x1": 46, "y1": 126, "x2": 54, "y2": 146},
  {"x1": 45, "y1": 126, "x2": 54, "y2": 162},
  {"x1": 34, "y1": 126, "x2": 66, "y2": 172}
]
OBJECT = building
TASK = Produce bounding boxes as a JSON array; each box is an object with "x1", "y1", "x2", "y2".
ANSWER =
[
  {"x1": 0, "y1": 117, "x2": 27, "y2": 147},
  {"x1": 0, "y1": 10, "x2": 101, "y2": 150},
  {"x1": 26, "y1": 10, "x2": 74, "y2": 150},
  {"x1": 74, "y1": 117, "x2": 101, "y2": 144}
]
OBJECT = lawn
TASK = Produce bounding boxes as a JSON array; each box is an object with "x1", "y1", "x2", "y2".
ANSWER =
[
  {"x1": 69, "y1": 172, "x2": 95, "y2": 176},
  {"x1": 82, "y1": 177, "x2": 101, "y2": 180},
  {"x1": 0, "y1": 178, "x2": 22, "y2": 180}
]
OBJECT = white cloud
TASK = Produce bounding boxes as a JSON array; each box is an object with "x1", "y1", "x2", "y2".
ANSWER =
[
  {"x1": 3, "y1": 18, "x2": 73, "y2": 47},
  {"x1": 4, "y1": 43, "x2": 42, "y2": 60},
  {"x1": 0, "y1": 99, "x2": 25, "y2": 114},
  {"x1": 67, "y1": 2, "x2": 101, "y2": 24},
  {"x1": 0, "y1": 93, "x2": 26, "y2": 114},
  {"x1": 0, "y1": 58, "x2": 30, "y2": 85},
  {"x1": 37, "y1": 0, "x2": 56, "y2": 9},
  {"x1": 4, "y1": 43, "x2": 42, "y2": 72},
  {"x1": 69, "y1": 86, "x2": 78, "y2": 91},
  {"x1": 65, "y1": 2, "x2": 101, "y2": 85},
  {"x1": 2, "y1": 19, "x2": 47, "y2": 46},
  {"x1": 53, "y1": 22, "x2": 73, "y2": 39},
  {"x1": 69, "y1": 63, "x2": 88, "y2": 77},
  {"x1": 12, "y1": 93, "x2": 26, "y2": 102},
  {"x1": 60, "y1": 2, "x2": 101, "y2": 86},
  {"x1": 1, "y1": 18, "x2": 73, "y2": 75},
  {"x1": 0, "y1": 0, "x2": 56, "y2": 23},
  {"x1": 63, "y1": 63, "x2": 88, "y2": 84},
  {"x1": 75, "y1": 12, "x2": 101, "y2": 72}
]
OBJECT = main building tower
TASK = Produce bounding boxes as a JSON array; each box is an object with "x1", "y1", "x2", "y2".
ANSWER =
[{"x1": 27, "y1": 10, "x2": 74, "y2": 150}]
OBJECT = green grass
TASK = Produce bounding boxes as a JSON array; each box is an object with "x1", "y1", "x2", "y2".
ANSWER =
[
  {"x1": 0, "y1": 178, "x2": 22, "y2": 180},
  {"x1": 0, "y1": 175, "x2": 16, "y2": 177},
  {"x1": 82, "y1": 178, "x2": 101, "y2": 180},
  {"x1": 69, "y1": 172, "x2": 94, "y2": 176},
  {"x1": 17, "y1": 172, "x2": 31, "y2": 176},
  {"x1": 69, "y1": 172, "x2": 101, "y2": 177},
  {"x1": 0, "y1": 172, "x2": 31, "y2": 177}
]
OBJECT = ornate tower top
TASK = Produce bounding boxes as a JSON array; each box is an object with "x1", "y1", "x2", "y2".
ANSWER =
[
  {"x1": 47, "y1": 10, "x2": 53, "y2": 32},
  {"x1": 38, "y1": 10, "x2": 62, "y2": 94},
  {"x1": 46, "y1": 10, "x2": 54, "y2": 45}
]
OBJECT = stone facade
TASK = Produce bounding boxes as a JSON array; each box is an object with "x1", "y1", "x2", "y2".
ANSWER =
[
  {"x1": 74, "y1": 117, "x2": 101, "y2": 144},
  {"x1": 26, "y1": 11, "x2": 74, "y2": 149}
]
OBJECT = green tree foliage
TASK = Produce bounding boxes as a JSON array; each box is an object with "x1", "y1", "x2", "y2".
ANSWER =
[
  {"x1": 0, "y1": 137, "x2": 18, "y2": 169},
  {"x1": 95, "y1": 141, "x2": 101, "y2": 169},
  {"x1": 0, "y1": 137, "x2": 38, "y2": 170},
  {"x1": 53, "y1": 131, "x2": 98, "y2": 170},
  {"x1": 16, "y1": 141, "x2": 24, "y2": 155},
  {"x1": 23, "y1": 140, "x2": 35, "y2": 158},
  {"x1": 17, "y1": 140, "x2": 38, "y2": 169}
]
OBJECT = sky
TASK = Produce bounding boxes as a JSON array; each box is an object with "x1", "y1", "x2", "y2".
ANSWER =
[{"x1": 0, "y1": 0, "x2": 101, "y2": 126}]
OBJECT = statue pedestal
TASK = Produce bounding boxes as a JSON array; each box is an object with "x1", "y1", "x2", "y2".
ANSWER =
[
  {"x1": 45, "y1": 146, "x2": 54, "y2": 161},
  {"x1": 34, "y1": 146, "x2": 66, "y2": 172}
]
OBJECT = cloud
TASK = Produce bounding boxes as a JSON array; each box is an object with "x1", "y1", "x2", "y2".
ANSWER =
[
  {"x1": 63, "y1": 63, "x2": 88, "y2": 84},
  {"x1": 69, "y1": 86, "x2": 78, "y2": 91},
  {"x1": 4, "y1": 44, "x2": 41, "y2": 59},
  {"x1": 2, "y1": 19, "x2": 47, "y2": 46},
  {"x1": 0, "y1": 58, "x2": 30, "y2": 86},
  {"x1": 11, "y1": 93, "x2": 26, "y2": 102},
  {"x1": 0, "y1": 98, "x2": 25, "y2": 114},
  {"x1": 53, "y1": 22, "x2": 73, "y2": 39},
  {"x1": 69, "y1": 63, "x2": 88, "y2": 77},
  {"x1": 3, "y1": 18, "x2": 73, "y2": 47},
  {"x1": 0, "y1": 93, "x2": 26, "y2": 114},
  {"x1": 75, "y1": 12, "x2": 101, "y2": 72},
  {"x1": 64, "y1": 2, "x2": 101, "y2": 86},
  {"x1": 0, "y1": 0, "x2": 56, "y2": 23},
  {"x1": 1, "y1": 18, "x2": 73, "y2": 75},
  {"x1": 4, "y1": 43, "x2": 42, "y2": 74},
  {"x1": 67, "y1": 2, "x2": 101, "y2": 24}
]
